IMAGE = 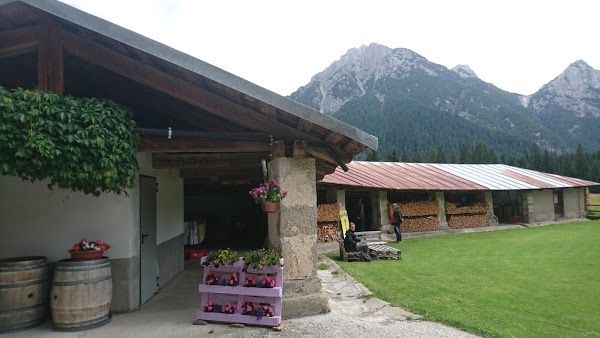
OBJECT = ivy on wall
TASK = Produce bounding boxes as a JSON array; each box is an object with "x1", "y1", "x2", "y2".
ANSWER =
[{"x1": 0, "y1": 87, "x2": 139, "y2": 196}]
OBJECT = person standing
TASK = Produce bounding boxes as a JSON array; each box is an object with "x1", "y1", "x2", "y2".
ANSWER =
[
  {"x1": 392, "y1": 203, "x2": 403, "y2": 243},
  {"x1": 355, "y1": 198, "x2": 365, "y2": 232}
]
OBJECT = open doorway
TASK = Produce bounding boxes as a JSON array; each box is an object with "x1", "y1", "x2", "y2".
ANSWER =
[
  {"x1": 184, "y1": 183, "x2": 267, "y2": 252},
  {"x1": 345, "y1": 192, "x2": 372, "y2": 231}
]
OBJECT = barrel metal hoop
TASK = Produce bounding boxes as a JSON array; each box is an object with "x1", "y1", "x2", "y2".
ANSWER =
[
  {"x1": 0, "y1": 302, "x2": 48, "y2": 315},
  {"x1": 0, "y1": 278, "x2": 50, "y2": 289},
  {"x1": 52, "y1": 275, "x2": 111, "y2": 286}
]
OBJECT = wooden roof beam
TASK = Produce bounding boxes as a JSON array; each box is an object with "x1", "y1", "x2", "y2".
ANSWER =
[
  {"x1": 138, "y1": 138, "x2": 271, "y2": 153},
  {"x1": 0, "y1": 24, "x2": 39, "y2": 58}
]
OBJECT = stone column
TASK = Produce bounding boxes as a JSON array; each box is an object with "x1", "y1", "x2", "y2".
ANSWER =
[
  {"x1": 436, "y1": 191, "x2": 449, "y2": 229},
  {"x1": 373, "y1": 190, "x2": 389, "y2": 232},
  {"x1": 267, "y1": 157, "x2": 329, "y2": 318},
  {"x1": 520, "y1": 191, "x2": 533, "y2": 223},
  {"x1": 485, "y1": 191, "x2": 498, "y2": 226}
]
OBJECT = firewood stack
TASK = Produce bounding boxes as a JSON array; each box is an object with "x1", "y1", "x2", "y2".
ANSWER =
[
  {"x1": 387, "y1": 200, "x2": 441, "y2": 233},
  {"x1": 317, "y1": 203, "x2": 340, "y2": 243},
  {"x1": 401, "y1": 217, "x2": 440, "y2": 232},
  {"x1": 445, "y1": 202, "x2": 489, "y2": 229}
]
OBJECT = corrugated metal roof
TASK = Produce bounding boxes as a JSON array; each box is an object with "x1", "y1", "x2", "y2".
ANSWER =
[{"x1": 320, "y1": 162, "x2": 600, "y2": 191}]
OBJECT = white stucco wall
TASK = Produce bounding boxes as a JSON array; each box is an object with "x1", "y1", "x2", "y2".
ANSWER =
[
  {"x1": 563, "y1": 188, "x2": 585, "y2": 219},
  {"x1": 530, "y1": 189, "x2": 555, "y2": 222},
  {"x1": 0, "y1": 176, "x2": 137, "y2": 262},
  {"x1": 0, "y1": 153, "x2": 183, "y2": 262}
]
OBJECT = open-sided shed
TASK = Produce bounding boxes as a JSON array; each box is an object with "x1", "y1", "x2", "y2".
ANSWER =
[{"x1": 0, "y1": 0, "x2": 377, "y2": 316}]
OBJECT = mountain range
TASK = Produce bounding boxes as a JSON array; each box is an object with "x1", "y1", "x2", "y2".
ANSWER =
[{"x1": 289, "y1": 43, "x2": 600, "y2": 158}]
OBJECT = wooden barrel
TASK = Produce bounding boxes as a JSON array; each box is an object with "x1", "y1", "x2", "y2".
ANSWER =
[
  {"x1": 0, "y1": 256, "x2": 50, "y2": 333},
  {"x1": 50, "y1": 257, "x2": 112, "y2": 331}
]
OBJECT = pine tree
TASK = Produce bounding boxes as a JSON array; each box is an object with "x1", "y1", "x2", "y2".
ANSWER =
[
  {"x1": 449, "y1": 149, "x2": 458, "y2": 164},
  {"x1": 428, "y1": 146, "x2": 438, "y2": 163},
  {"x1": 386, "y1": 148, "x2": 400, "y2": 162},
  {"x1": 436, "y1": 146, "x2": 448, "y2": 163},
  {"x1": 459, "y1": 144, "x2": 470, "y2": 164},
  {"x1": 365, "y1": 150, "x2": 379, "y2": 161},
  {"x1": 400, "y1": 149, "x2": 411, "y2": 162},
  {"x1": 412, "y1": 151, "x2": 423, "y2": 163}
]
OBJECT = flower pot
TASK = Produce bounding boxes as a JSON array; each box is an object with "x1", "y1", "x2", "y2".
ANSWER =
[
  {"x1": 68, "y1": 250, "x2": 104, "y2": 261},
  {"x1": 260, "y1": 202, "x2": 279, "y2": 213}
]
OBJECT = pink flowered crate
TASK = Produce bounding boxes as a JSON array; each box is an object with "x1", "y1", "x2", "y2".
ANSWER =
[{"x1": 198, "y1": 257, "x2": 283, "y2": 327}]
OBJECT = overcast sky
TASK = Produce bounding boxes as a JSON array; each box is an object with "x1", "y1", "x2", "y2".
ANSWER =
[{"x1": 60, "y1": 0, "x2": 599, "y2": 97}]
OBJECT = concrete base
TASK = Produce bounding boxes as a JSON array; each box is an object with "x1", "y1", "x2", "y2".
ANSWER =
[
  {"x1": 157, "y1": 234, "x2": 184, "y2": 288},
  {"x1": 282, "y1": 292, "x2": 330, "y2": 319},
  {"x1": 282, "y1": 277, "x2": 330, "y2": 318},
  {"x1": 110, "y1": 256, "x2": 140, "y2": 313}
]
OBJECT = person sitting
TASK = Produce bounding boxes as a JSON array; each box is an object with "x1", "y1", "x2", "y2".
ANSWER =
[{"x1": 344, "y1": 222, "x2": 369, "y2": 257}]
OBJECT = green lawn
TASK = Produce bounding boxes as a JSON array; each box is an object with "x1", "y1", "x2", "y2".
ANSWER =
[{"x1": 328, "y1": 221, "x2": 600, "y2": 337}]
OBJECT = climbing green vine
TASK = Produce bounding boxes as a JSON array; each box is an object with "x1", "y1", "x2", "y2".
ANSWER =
[{"x1": 0, "y1": 87, "x2": 139, "y2": 196}]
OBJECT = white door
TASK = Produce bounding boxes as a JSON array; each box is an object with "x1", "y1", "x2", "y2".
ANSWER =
[{"x1": 140, "y1": 176, "x2": 158, "y2": 305}]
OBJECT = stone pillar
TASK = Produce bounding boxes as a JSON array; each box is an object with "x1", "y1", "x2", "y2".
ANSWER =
[
  {"x1": 436, "y1": 191, "x2": 449, "y2": 229},
  {"x1": 267, "y1": 157, "x2": 329, "y2": 318},
  {"x1": 485, "y1": 191, "x2": 498, "y2": 226},
  {"x1": 374, "y1": 191, "x2": 389, "y2": 232},
  {"x1": 521, "y1": 191, "x2": 533, "y2": 223}
]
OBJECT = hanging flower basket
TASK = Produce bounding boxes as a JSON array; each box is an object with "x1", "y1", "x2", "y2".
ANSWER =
[
  {"x1": 261, "y1": 201, "x2": 279, "y2": 213},
  {"x1": 249, "y1": 179, "x2": 287, "y2": 214}
]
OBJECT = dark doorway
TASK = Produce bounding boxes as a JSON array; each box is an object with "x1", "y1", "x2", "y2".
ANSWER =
[
  {"x1": 553, "y1": 190, "x2": 564, "y2": 218},
  {"x1": 184, "y1": 184, "x2": 267, "y2": 251},
  {"x1": 345, "y1": 192, "x2": 372, "y2": 231}
]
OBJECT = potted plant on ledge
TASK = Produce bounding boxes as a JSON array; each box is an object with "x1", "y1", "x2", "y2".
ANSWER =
[
  {"x1": 248, "y1": 178, "x2": 288, "y2": 213},
  {"x1": 69, "y1": 238, "x2": 111, "y2": 261}
]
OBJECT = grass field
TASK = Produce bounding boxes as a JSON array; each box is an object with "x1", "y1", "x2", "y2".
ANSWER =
[{"x1": 328, "y1": 221, "x2": 600, "y2": 337}]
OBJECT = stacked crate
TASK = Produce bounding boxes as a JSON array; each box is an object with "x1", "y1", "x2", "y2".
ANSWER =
[{"x1": 197, "y1": 257, "x2": 283, "y2": 327}]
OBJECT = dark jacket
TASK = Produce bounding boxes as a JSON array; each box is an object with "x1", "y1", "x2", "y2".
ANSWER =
[
  {"x1": 344, "y1": 229, "x2": 361, "y2": 252},
  {"x1": 393, "y1": 209, "x2": 403, "y2": 226}
]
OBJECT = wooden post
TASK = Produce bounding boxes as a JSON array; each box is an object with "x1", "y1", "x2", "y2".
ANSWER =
[{"x1": 37, "y1": 18, "x2": 63, "y2": 94}]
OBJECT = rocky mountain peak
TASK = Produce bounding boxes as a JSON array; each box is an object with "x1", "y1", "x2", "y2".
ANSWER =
[
  {"x1": 528, "y1": 60, "x2": 600, "y2": 117},
  {"x1": 451, "y1": 64, "x2": 478, "y2": 78}
]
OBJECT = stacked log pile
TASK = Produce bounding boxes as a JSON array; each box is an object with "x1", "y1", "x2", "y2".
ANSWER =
[
  {"x1": 445, "y1": 202, "x2": 489, "y2": 229},
  {"x1": 445, "y1": 202, "x2": 489, "y2": 215},
  {"x1": 317, "y1": 204, "x2": 340, "y2": 222},
  {"x1": 317, "y1": 203, "x2": 340, "y2": 243},
  {"x1": 388, "y1": 200, "x2": 440, "y2": 233},
  {"x1": 317, "y1": 222, "x2": 339, "y2": 243},
  {"x1": 402, "y1": 217, "x2": 440, "y2": 232}
]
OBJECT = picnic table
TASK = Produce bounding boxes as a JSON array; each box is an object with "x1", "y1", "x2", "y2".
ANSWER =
[{"x1": 337, "y1": 230, "x2": 401, "y2": 261}]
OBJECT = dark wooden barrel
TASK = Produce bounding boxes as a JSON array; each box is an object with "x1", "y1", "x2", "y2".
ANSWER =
[
  {"x1": 0, "y1": 256, "x2": 50, "y2": 333},
  {"x1": 50, "y1": 257, "x2": 112, "y2": 331}
]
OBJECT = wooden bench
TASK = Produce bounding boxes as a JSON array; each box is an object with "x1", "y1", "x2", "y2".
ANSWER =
[{"x1": 337, "y1": 231, "x2": 401, "y2": 261}]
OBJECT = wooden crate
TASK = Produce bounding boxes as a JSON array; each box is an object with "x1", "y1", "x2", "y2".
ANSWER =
[{"x1": 197, "y1": 257, "x2": 283, "y2": 327}]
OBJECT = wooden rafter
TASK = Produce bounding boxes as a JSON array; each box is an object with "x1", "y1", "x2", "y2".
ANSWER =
[
  {"x1": 138, "y1": 138, "x2": 271, "y2": 153},
  {"x1": 37, "y1": 19, "x2": 62, "y2": 94},
  {"x1": 153, "y1": 158, "x2": 261, "y2": 170},
  {"x1": 0, "y1": 25, "x2": 38, "y2": 58},
  {"x1": 180, "y1": 168, "x2": 263, "y2": 178}
]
